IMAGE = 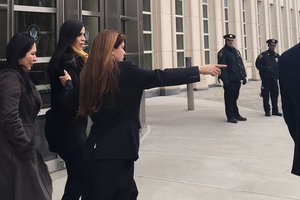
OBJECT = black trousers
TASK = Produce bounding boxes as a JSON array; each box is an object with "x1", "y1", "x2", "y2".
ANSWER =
[
  {"x1": 261, "y1": 77, "x2": 279, "y2": 113},
  {"x1": 82, "y1": 159, "x2": 138, "y2": 200},
  {"x1": 223, "y1": 81, "x2": 242, "y2": 120},
  {"x1": 58, "y1": 149, "x2": 84, "y2": 200}
]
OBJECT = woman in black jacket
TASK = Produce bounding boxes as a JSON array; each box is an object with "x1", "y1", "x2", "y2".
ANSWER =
[
  {"x1": 46, "y1": 19, "x2": 88, "y2": 200},
  {"x1": 79, "y1": 29, "x2": 224, "y2": 199},
  {"x1": 0, "y1": 33, "x2": 52, "y2": 200}
]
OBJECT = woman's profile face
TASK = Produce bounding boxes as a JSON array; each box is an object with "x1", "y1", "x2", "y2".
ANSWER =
[
  {"x1": 18, "y1": 43, "x2": 37, "y2": 71},
  {"x1": 113, "y1": 41, "x2": 126, "y2": 62},
  {"x1": 73, "y1": 27, "x2": 86, "y2": 50}
]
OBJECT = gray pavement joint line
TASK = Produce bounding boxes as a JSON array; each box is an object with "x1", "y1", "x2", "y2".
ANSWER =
[
  {"x1": 136, "y1": 175, "x2": 299, "y2": 200},
  {"x1": 138, "y1": 150, "x2": 290, "y2": 164}
]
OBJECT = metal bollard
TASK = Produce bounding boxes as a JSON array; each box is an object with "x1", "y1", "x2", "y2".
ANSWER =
[{"x1": 185, "y1": 57, "x2": 195, "y2": 110}]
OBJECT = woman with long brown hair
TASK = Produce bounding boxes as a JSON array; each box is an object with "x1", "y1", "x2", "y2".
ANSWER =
[{"x1": 79, "y1": 29, "x2": 225, "y2": 199}]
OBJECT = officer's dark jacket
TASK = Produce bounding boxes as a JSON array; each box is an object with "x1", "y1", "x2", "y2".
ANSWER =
[
  {"x1": 255, "y1": 49, "x2": 280, "y2": 79},
  {"x1": 217, "y1": 45, "x2": 247, "y2": 82},
  {"x1": 83, "y1": 61, "x2": 200, "y2": 161}
]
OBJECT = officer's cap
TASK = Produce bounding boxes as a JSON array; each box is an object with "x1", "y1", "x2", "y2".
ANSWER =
[
  {"x1": 266, "y1": 39, "x2": 278, "y2": 45},
  {"x1": 223, "y1": 34, "x2": 236, "y2": 40}
]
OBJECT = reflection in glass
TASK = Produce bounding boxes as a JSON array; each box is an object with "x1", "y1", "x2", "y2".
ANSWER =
[
  {"x1": 204, "y1": 35, "x2": 209, "y2": 49},
  {"x1": 82, "y1": 0, "x2": 99, "y2": 12},
  {"x1": 82, "y1": 16, "x2": 100, "y2": 52},
  {"x1": 203, "y1": 5, "x2": 208, "y2": 18},
  {"x1": 176, "y1": 35, "x2": 184, "y2": 50},
  {"x1": 175, "y1": 0, "x2": 183, "y2": 15},
  {"x1": 203, "y1": 20, "x2": 208, "y2": 33},
  {"x1": 205, "y1": 51, "x2": 210, "y2": 64},
  {"x1": 143, "y1": 34, "x2": 152, "y2": 51},
  {"x1": 30, "y1": 63, "x2": 50, "y2": 108},
  {"x1": 176, "y1": 17, "x2": 183, "y2": 32},
  {"x1": 0, "y1": 0, "x2": 7, "y2": 3},
  {"x1": 144, "y1": 53, "x2": 152, "y2": 69},
  {"x1": 143, "y1": 0, "x2": 151, "y2": 12},
  {"x1": 14, "y1": 0, "x2": 56, "y2": 7},
  {"x1": 0, "y1": 9, "x2": 7, "y2": 59},
  {"x1": 14, "y1": 11, "x2": 56, "y2": 57},
  {"x1": 177, "y1": 52, "x2": 184, "y2": 67},
  {"x1": 143, "y1": 14, "x2": 151, "y2": 31}
]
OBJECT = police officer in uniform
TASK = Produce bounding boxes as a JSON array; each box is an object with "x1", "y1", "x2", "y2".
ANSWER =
[
  {"x1": 218, "y1": 34, "x2": 247, "y2": 123},
  {"x1": 255, "y1": 39, "x2": 282, "y2": 117}
]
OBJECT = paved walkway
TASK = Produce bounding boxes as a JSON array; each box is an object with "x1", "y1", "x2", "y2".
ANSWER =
[{"x1": 52, "y1": 81, "x2": 300, "y2": 200}]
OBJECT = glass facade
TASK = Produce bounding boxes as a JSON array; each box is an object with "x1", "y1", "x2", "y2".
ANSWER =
[
  {"x1": 0, "y1": 9, "x2": 7, "y2": 58},
  {"x1": 15, "y1": 0, "x2": 56, "y2": 7}
]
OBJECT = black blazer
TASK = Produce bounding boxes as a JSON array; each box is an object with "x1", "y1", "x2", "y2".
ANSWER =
[
  {"x1": 279, "y1": 43, "x2": 300, "y2": 176},
  {"x1": 46, "y1": 53, "x2": 87, "y2": 152},
  {"x1": 83, "y1": 61, "x2": 200, "y2": 160}
]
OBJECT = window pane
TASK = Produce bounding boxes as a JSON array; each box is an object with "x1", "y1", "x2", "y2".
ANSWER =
[
  {"x1": 14, "y1": 0, "x2": 56, "y2": 7},
  {"x1": 203, "y1": 20, "x2": 208, "y2": 33},
  {"x1": 225, "y1": 22, "x2": 229, "y2": 34},
  {"x1": 204, "y1": 51, "x2": 210, "y2": 64},
  {"x1": 143, "y1": 0, "x2": 151, "y2": 12},
  {"x1": 176, "y1": 35, "x2": 184, "y2": 49},
  {"x1": 30, "y1": 63, "x2": 50, "y2": 108},
  {"x1": 204, "y1": 35, "x2": 209, "y2": 49},
  {"x1": 224, "y1": 0, "x2": 228, "y2": 7},
  {"x1": 175, "y1": 0, "x2": 183, "y2": 15},
  {"x1": 15, "y1": 12, "x2": 56, "y2": 57},
  {"x1": 202, "y1": 0, "x2": 208, "y2": 3},
  {"x1": 0, "y1": 0, "x2": 7, "y2": 3},
  {"x1": 177, "y1": 52, "x2": 184, "y2": 67},
  {"x1": 143, "y1": 34, "x2": 152, "y2": 51},
  {"x1": 143, "y1": 14, "x2": 151, "y2": 31},
  {"x1": 176, "y1": 17, "x2": 183, "y2": 32},
  {"x1": 144, "y1": 53, "x2": 152, "y2": 69},
  {"x1": 244, "y1": 37, "x2": 247, "y2": 48},
  {"x1": 225, "y1": 9, "x2": 228, "y2": 20},
  {"x1": 0, "y1": 9, "x2": 7, "y2": 59},
  {"x1": 82, "y1": 0, "x2": 100, "y2": 12},
  {"x1": 82, "y1": 16, "x2": 100, "y2": 52},
  {"x1": 203, "y1": 5, "x2": 208, "y2": 18}
]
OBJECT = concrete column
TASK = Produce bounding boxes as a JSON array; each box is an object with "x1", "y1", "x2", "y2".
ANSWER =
[{"x1": 152, "y1": 0, "x2": 174, "y2": 69}]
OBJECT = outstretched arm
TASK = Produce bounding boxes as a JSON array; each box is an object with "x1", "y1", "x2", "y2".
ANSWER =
[{"x1": 199, "y1": 64, "x2": 226, "y2": 77}]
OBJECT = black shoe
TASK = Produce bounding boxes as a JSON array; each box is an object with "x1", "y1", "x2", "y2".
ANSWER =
[
  {"x1": 265, "y1": 112, "x2": 271, "y2": 117},
  {"x1": 236, "y1": 116, "x2": 247, "y2": 121},
  {"x1": 227, "y1": 118, "x2": 238, "y2": 123},
  {"x1": 272, "y1": 112, "x2": 282, "y2": 116}
]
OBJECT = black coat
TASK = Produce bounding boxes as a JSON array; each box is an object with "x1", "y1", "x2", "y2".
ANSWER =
[
  {"x1": 46, "y1": 53, "x2": 87, "y2": 152},
  {"x1": 218, "y1": 45, "x2": 247, "y2": 82},
  {"x1": 256, "y1": 50, "x2": 280, "y2": 79},
  {"x1": 83, "y1": 61, "x2": 200, "y2": 161},
  {"x1": 0, "y1": 66, "x2": 52, "y2": 200},
  {"x1": 279, "y1": 43, "x2": 300, "y2": 176}
]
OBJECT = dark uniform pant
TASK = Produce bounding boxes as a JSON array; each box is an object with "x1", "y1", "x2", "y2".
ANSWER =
[
  {"x1": 82, "y1": 159, "x2": 138, "y2": 200},
  {"x1": 223, "y1": 81, "x2": 241, "y2": 120},
  {"x1": 261, "y1": 77, "x2": 279, "y2": 113}
]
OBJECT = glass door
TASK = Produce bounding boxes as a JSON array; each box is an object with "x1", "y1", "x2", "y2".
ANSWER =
[{"x1": 0, "y1": 0, "x2": 8, "y2": 59}]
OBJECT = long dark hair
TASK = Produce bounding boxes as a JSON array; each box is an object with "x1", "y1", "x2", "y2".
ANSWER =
[
  {"x1": 48, "y1": 19, "x2": 84, "y2": 75},
  {"x1": 4, "y1": 32, "x2": 36, "y2": 90},
  {"x1": 79, "y1": 30, "x2": 126, "y2": 116}
]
